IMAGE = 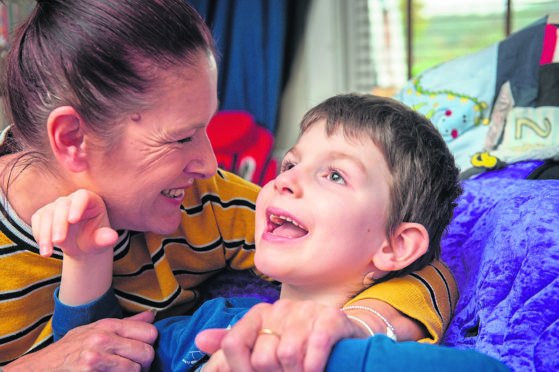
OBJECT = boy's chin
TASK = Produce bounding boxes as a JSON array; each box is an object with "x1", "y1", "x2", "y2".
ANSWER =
[
  {"x1": 255, "y1": 255, "x2": 287, "y2": 281},
  {"x1": 254, "y1": 254, "x2": 273, "y2": 277}
]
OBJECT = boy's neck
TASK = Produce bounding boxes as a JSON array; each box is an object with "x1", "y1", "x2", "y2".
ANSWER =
[{"x1": 279, "y1": 283, "x2": 363, "y2": 308}]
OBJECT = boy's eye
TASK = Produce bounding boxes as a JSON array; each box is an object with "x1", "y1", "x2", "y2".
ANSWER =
[
  {"x1": 327, "y1": 170, "x2": 346, "y2": 185},
  {"x1": 280, "y1": 161, "x2": 295, "y2": 172}
]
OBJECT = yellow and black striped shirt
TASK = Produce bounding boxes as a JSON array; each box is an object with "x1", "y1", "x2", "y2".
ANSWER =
[{"x1": 0, "y1": 170, "x2": 457, "y2": 365}]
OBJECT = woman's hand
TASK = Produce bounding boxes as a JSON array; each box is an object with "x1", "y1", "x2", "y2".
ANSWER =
[
  {"x1": 31, "y1": 189, "x2": 118, "y2": 258},
  {"x1": 4, "y1": 311, "x2": 158, "y2": 372},
  {"x1": 196, "y1": 299, "x2": 368, "y2": 372}
]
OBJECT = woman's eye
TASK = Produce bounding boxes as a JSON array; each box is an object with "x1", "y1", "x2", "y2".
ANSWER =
[
  {"x1": 177, "y1": 137, "x2": 193, "y2": 144},
  {"x1": 327, "y1": 171, "x2": 346, "y2": 184}
]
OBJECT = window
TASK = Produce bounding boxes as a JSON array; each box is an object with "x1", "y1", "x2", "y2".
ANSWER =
[
  {"x1": 406, "y1": 0, "x2": 559, "y2": 78},
  {"x1": 364, "y1": 0, "x2": 559, "y2": 95}
]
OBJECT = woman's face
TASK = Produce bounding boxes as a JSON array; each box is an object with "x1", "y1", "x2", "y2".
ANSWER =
[{"x1": 86, "y1": 53, "x2": 219, "y2": 234}]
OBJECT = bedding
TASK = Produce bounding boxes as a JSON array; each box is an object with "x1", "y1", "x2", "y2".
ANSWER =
[{"x1": 441, "y1": 162, "x2": 559, "y2": 372}]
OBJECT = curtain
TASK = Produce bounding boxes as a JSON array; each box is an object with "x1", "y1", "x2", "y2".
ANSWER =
[{"x1": 188, "y1": 0, "x2": 289, "y2": 133}]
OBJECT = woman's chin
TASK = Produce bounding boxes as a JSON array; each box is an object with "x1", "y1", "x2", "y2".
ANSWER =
[{"x1": 146, "y1": 215, "x2": 181, "y2": 235}]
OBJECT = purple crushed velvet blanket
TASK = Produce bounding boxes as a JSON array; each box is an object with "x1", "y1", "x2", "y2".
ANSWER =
[
  {"x1": 203, "y1": 162, "x2": 559, "y2": 372},
  {"x1": 440, "y1": 167, "x2": 559, "y2": 372}
]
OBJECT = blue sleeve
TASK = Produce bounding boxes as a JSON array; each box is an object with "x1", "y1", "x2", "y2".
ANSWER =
[
  {"x1": 326, "y1": 335, "x2": 511, "y2": 372},
  {"x1": 52, "y1": 286, "x2": 122, "y2": 342},
  {"x1": 152, "y1": 297, "x2": 260, "y2": 372}
]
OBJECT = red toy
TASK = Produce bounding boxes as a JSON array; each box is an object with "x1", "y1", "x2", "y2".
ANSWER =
[{"x1": 207, "y1": 111, "x2": 278, "y2": 186}]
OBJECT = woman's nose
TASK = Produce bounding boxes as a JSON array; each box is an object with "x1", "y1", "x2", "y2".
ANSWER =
[{"x1": 186, "y1": 133, "x2": 218, "y2": 180}]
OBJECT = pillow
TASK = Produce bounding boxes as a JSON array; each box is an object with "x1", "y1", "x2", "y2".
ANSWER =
[{"x1": 393, "y1": 44, "x2": 496, "y2": 171}]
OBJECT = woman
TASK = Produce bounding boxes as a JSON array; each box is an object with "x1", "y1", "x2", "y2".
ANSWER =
[{"x1": 0, "y1": 0, "x2": 456, "y2": 370}]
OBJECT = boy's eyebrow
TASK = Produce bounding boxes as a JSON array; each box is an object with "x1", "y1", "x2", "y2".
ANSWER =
[
  {"x1": 284, "y1": 146, "x2": 298, "y2": 158},
  {"x1": 330, "y1": 151, "x2": 367, "y2": 172},
  {"x1": 286, "y1": 146, "x2": 367, "y2": 173}
]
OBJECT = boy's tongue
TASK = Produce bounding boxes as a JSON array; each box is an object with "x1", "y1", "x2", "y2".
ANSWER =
[{"x1": 273, "y1": 222, "x2": 307, "y2": 238}]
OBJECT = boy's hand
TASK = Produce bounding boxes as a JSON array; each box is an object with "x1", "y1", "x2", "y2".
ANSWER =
[{"x1": 31, "y1": 189, "x2": 118, "y2": 258}]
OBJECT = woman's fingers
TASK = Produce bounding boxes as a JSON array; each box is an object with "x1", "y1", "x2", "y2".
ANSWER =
[
  {"x1": 80, "y1": 316, "x2": 158, "y2": 370},
  {"x1": 204, "y1": 349, "x2": 233, "y2": 372},
  {"x1": 216, "y1": 299, "x2": 355, "y2": 372},
  {"x1": 10, "y1": 316, "x2": 159, "y2": 372},
  {"x1": 196, "y1": 328, "x2": 229, "y2": 355},
  {"x1": 219, "y1": 303, "x2": 277, "y2": 372},
  {"x1": 251, "y1": 328, "x2": 285, "y2": 372}
]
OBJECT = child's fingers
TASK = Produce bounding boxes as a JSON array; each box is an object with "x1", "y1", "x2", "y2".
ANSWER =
[
  {"x1": 93, "y1": 226, "x2": 119, "y2": 248},
  {"x1": 67, "y1": 189, "x2": 95, "y2": 223},
  {"x1": 31, "y1": 207, "x2": 55, "y2": 257},
  {"x1": 51, "y1": 197, "x2": 72, "y2": 244},
  {"x1": 31, "y1": 190, "x2": 113, "y2": 257}
]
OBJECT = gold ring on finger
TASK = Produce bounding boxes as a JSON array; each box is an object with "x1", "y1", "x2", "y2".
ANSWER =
[{"x1": 258, "y1": 328, "x2": 281, "y2": 338}]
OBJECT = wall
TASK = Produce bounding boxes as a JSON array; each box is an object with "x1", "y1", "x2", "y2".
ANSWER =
[{"x1": 274, "y1": 0, "x2": 349, "y2": 159}]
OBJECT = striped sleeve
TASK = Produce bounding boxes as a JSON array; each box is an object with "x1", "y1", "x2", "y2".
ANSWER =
[
  {"x1": 0, "y1": 235, "x2": 61, "y2": 364},
  {"x1": 196, "y1": 170, "x2": 261, "y2": 272},
  {"x1": 346, "y1": 260, "x2": 458, "y2": 344}
]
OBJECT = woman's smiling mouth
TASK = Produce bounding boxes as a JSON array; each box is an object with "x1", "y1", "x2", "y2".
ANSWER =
[{"x1": 161, "y1": 188, "x2": 185, "y2": 199}]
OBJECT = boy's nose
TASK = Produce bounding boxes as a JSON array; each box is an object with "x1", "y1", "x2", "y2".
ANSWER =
[{"x1": 273, "y1": 168, "x2": 302, "y2": 197}]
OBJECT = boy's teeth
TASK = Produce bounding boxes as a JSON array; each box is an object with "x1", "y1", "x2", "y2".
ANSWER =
[
  {"x1": 269, "y1": 213, "x2": 308, "y2": 238},
  {"x1": 270, "y1": 214, "x2": 304, "y2": 229}
]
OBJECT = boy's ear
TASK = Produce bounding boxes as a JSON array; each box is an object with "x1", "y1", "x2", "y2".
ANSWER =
[
  {"x1": 372, "y1": 222, "x2": 429, "y2": 272},
  {"x1": 47, "y1": 106, "x2": 89, "y2": 173}
]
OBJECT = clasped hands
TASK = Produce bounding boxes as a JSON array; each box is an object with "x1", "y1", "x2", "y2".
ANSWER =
[{"x1": 196, "y1": 299, "x2": 368, "y2": 372}]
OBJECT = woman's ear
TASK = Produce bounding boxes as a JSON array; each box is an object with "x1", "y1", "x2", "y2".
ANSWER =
[
  {"x1": 47, "y1": 106, "x2": 89, "y2": 173},
  {"x1": 372, "y1": 223, "x2": 429, "y2": 272}
]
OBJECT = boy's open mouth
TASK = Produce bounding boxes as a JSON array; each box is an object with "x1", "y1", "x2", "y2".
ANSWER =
[{"x1": 268, "y1": 213, "x2": 309, "y2": 239}]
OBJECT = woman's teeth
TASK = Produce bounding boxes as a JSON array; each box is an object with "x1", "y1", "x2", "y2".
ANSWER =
[{"x1": 161, "y1": 189, "x2": 185, "y2": 199}]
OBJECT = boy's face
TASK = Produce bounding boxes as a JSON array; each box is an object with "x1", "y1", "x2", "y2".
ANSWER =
[{"x1": 255, "y1": 120, "x2": 392, "y2": 294}]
